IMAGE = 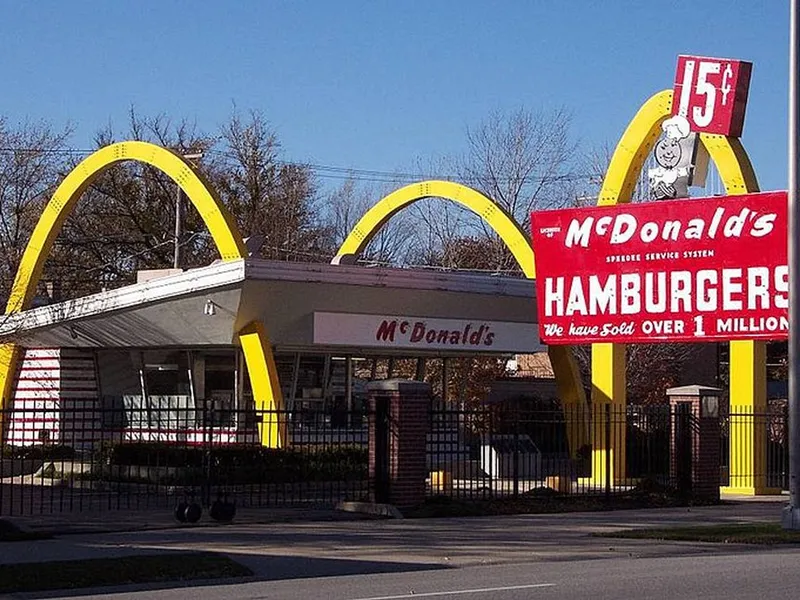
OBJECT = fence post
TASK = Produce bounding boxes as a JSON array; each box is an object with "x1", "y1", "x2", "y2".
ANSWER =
[
  {"x1": 371, "y1": 396, "x2": 390, "y2": 504},
  {"x1": 204, "y1": 402, "x2": 213, "y2": 508},
  {"x1": 675, "y1": 403, "x2": 692, "y2": 496},
  {"x1": 667, "y1": 385, "x2": 722, "y2": 502},
  {"x1": 0, "y1": 402, "x2": 4, "y2": 513},
  {"x1": 604, "y1": 403, "x2": 611, "y2": 502},
  {"x1": 513, "y1": 407, "x2": 520, "y2": 497}
]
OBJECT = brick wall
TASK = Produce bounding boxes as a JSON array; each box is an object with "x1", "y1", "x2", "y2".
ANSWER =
[
  {"x1": 667, "y1": 385, "x2": 721, "y2": 501},
  {"x1": 368, "y1": 379, "x2": 430, "y2": 511}
]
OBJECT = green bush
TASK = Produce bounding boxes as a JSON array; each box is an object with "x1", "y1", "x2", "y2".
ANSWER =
[
  {"x1": 1, "y1": 444, "x2": 75, "y2": 461},
  {"x1": 109, "y1": 443, "x2": 205, "y2": 468},
  {"x1": 97, "y1": 442, "x2": 368, "y2": 485}
]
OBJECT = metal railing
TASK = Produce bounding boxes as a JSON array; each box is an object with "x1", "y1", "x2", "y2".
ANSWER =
[
  {"x1": 0, "y1": 401, "x2": 788, "y2": 515},
  {"x1": 426, "y1": 403, "x2": 788, "y2": 500},
  {"x1": 720, "y1": 403, "x2": 789, "y2": 491},
  {"x1": 427, "y1": 404, "x2": 669, "y2": 499},
  {"x1": 0, "y1": 404, "x2": 370, "y2": 516}
]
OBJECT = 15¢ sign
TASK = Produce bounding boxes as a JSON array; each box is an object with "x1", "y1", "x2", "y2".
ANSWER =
[{"x1": 671, "y1": 55, "x2": 752, "y2": 137}]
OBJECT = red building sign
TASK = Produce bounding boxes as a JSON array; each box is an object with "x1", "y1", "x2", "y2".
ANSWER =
[
  {"x1": 671, "y1": 55, "x2": 752, "y2": 137},
  {"x1": 530, "y1": 192, "x2": 788, "y2": 345}
]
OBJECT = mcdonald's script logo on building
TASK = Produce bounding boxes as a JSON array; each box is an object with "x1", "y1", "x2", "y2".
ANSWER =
[
  {"x1": 313, "y1": 312, "x2": 542, "y2": 353},
  {"x1": 530, "y1": 191, "x2": 788, "y2": 344}
]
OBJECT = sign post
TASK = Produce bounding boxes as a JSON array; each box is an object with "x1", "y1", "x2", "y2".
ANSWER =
[{"x1": 783, "y1": 0, "x2": 800, "y2": 530}]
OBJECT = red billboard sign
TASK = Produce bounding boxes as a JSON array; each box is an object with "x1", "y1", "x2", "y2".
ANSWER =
[
  {"x1": 530, "y1": 192, "x2": 788, "y2": 345},
  {"x1": 671, "y1": 55, "x2": 752, "y2": 137}
]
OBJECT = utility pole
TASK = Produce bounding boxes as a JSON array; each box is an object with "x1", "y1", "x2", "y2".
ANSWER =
[
  {"x1": 173, "y1": 185, "x2": 183, "y2": 269},
  {"x1": 783, "y1": 0, "x2": 800, "y2": 530},
  {"x1": 173, "y1": 151, "x2": 203, "y2": 270}
]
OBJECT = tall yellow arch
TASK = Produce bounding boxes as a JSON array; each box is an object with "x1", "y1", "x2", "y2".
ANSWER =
[
  {"x1": 333, "y1": 180, "x2": 535, "y2": 274},
  {"x1": 0, "y1": 141, "x2": 285, "y2": 447},
  {"x1": 333, "y1": 180, "x2": 589, "y2": 454},
  {"x1": 593, "y1": 89, "x2": 767, "y2": 493}
]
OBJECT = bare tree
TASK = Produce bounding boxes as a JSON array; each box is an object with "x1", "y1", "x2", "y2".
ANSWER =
[
  {"x1": 461, "y1": 107, "x2": 577, "y2": 220},
  {"x1": 402, "y1": 197, "x2": 477, "y2": 268},
  {"x1": 46, "y1": 110, "x2": 217, "y2": 299},
  {"x1": 579, "y1": 140, "x2": 653, "y2": 204},
  {"x1": 36, "y1": 108, "x2": 336, "y2": 301},
  {"x1": 402, "y1": 107, "x2": 579, "y2": 274},
  {"x1": 325, "y1": 176, "x2": 414, "y2": 265},
  {"x1": 0, "y1": 117, "x2": 73, "y2": 304},
  {"x1": 215, "y1": 110, "x2": 332, "y2": 262}
]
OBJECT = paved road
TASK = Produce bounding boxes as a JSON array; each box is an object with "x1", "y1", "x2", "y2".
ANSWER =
[
  {"x1": 0, "y1": 499, "x2": 791, "y2": 598},
  {"x1": 1, "y1": 501, "x2": 785, "y2": 568},
  {"x1": 47, "y1": 548, "x2": 800, "y2": 600}
]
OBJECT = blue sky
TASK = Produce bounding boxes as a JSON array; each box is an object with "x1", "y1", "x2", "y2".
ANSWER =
[{"x1": 0, "y1": 1, "x2": 790, "y2": 193}]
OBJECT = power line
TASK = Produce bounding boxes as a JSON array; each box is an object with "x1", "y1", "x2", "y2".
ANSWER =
[
  {"x1": 0, "y1": 147, "x2": 93, "y2": 156},
  {"x1": 0, "y1": 145, "x2": 602, "y2": 185}
]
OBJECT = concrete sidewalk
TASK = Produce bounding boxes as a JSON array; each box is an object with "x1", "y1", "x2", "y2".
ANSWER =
[
  {"x1": 0, "y1": 499, "x2": 792, "y2": 578},
  {"x1": 2, "y1": 505, "x2": 371, "y2": 536},
  {"x1": 2, "y1": 492, "x2": 786, "y2": 536}
]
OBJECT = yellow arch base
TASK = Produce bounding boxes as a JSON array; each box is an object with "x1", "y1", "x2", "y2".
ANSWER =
[
  {"x1": 591, "y1": 91, "x2": 773, "y2": 494},
  {"x1": 334, "y1": 180, "x2": 589, "y2": 456},
  {"x1": 239, "y1": 321, "x2": 288, "y2": 447},
  {"x1": 0, "y1": 141, "x2": 285, "y2": 448}
]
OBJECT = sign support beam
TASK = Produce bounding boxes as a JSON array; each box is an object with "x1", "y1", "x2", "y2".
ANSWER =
[{"x1": 783, "y1": 0, "x2": 800, "y2": 530}]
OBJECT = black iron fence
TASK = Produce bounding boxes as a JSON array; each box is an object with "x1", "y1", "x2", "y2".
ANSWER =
[
  {"x1": 427, "y1": 404, "x2": 670, "y2": 499},
  {"x1": 720, "y1": 403, "x2": 789, "y2": 491},
  {"x1": 426, "y1": 403, "x2": 789, "y2": 500},
  {"x1": 0, "y1": 401, "x2": 789, "y2": 516},
  {"x1": 0, "y1": 404, "x2": 370, "y2": 517}
]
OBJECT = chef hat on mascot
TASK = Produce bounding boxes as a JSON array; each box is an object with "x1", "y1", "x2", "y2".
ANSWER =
[{"x1": 662, "y1": 115, "x2": 691, "y2": 140}]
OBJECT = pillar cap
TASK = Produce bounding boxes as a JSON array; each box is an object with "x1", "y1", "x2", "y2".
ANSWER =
[{"x1": 666, "y1": 384, "x2": 723, "y2": 397}]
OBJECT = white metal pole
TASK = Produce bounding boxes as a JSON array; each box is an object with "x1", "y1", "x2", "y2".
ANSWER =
[
  {"x1": 173, "y1": 185, "x2": 183, "y2": 269},
  {"x1": 783, "y1": 0, "x2": 800, "y2": 529}
]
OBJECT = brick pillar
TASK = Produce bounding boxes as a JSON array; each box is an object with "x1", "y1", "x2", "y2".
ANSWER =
[
  {"x1": 666, "y1": 384, "x2": 722, "y2": 502},
  {"x1": 367, "y1": 379, "x2": 430, "y2": 511}
]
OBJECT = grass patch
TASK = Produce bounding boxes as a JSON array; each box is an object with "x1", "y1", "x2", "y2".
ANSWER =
[
  {"x1": 0, "y1": 552, "x2": 253, "y2": 594},
  {"x1": 0, "y1": 519, "x2": 51, "y2": 542},
  {"x1": 596, "y1": 523, "x2": 800, "y2": 545}
]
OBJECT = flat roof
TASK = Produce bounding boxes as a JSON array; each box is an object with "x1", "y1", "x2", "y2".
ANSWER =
[
  {"x1": 0, "y1": 259, "x2": 540, "y2": 353},
  {"x1": 245, "y1": 259, "x2": 535, "y2": 297}
]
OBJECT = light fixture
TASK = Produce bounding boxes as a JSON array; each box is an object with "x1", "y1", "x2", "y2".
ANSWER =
[
  {"x1": 204, "y1": 299, "x2": 216, "y2": 316},
  {"x1": 145, "y1": 363, "x2": 179, "y2": 371}
]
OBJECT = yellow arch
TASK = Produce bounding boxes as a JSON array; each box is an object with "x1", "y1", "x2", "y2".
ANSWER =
[
  {"x1": 333, "y1": 180, "x2": 535, "y2": 275},
  {"x1": 596, "y1": 89, "x2": 759, "y2": 204},
  {"x1": 0, "y1": 141, "x2": 284, "y2": 447},
  {"x1": 333, "y1": 179, "x2": 589, "y2": 455},
  {"x1": 592, "y1": 89, "x2": 766, "y2": 492},
  {"x1": 6, "y1": 141, "x2": 246, "y2": 314}
]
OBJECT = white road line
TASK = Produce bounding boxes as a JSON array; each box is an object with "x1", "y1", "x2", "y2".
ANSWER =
[{"x1": 349, "y1": 583, "x2": 556, "y2": 600}]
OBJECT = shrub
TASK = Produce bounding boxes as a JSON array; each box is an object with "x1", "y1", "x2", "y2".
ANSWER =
[
  {"x1": 1, "y1": 444, "x2": 75, "y2": 461},
  {"x1": 109, "y1": 443, "x2": 205, "y2": 468},
  {"x1": 98, "y1": 442, "x2": 368, "y2": 485}
]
